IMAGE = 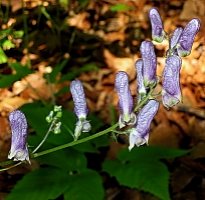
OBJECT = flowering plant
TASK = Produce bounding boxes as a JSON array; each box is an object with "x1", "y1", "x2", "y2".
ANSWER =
[{"x1": 0, "y1": 7, "x2": 200, "y2": 200}]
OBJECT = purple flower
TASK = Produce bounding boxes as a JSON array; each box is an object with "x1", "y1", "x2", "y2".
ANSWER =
[
  {"x1": 170, "y1": 27, "x2": 183, "y2": 50},
  {"x1": 70, "y1": 80, "x2": 88, "y2": 119},
  {"x1": 135, "y1": 59, "x2": 146, "y2": 102},
  {"x1": 129, "y1": 100, "x2": 159, "y2": 150},
  {"x1": 70, "y1": 80, "x2": 91, "y2": 140},
  {"x1": 140, "y1": 41, "x2": 157, "y2": 87},
  {"x1": 162, "y1": 55, "x2": 182, "y2": 108},
  {"x1": 8, "y1": 110, "x2": 30, "y2": 163},
  {"x1": 115, "y1": 71, "x2": 136, "y2": 128},
  {"x1": 177, "y1": 18, "x2": 200, "y2": 57},
  {"x1": 149, "y1": 8, "x2": 165, "y2": 43}
]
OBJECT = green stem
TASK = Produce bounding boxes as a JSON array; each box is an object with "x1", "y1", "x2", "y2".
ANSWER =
[
  {"x1": 134, "y1": 89, "x2": 154, "y2": 112},
  {"x1": 0, "y1": 162, "x2": 22, "y2": 172},
  {"x1": 32, "y1": 119, "x2": 56, "y2": 153},
  {"x1": 32, "y1": 123, "x2": 118, "y2": 158},
  {"x1": 0, "y1": 123, "x2": 118, "y2": 169}
]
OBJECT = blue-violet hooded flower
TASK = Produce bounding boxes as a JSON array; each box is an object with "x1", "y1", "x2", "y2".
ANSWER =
[
  {"x1": 177, "y1": 18, "x2": 200, "y2": 57},
  {"x1": 135, "y1": 59, "x2": 146, "y2": 102},
  {"x1": 170, "y1": 27, "x2": 183, "y2": 49},
  {"x1": 149, "y1": 8, "x2": 165, "y2": 43},
  {"x1": 8, "y1": 110, "x2": 30, "y2": 163},
  {"x1": 129, "y1": 100, "x2": 159, "y2": 150},
  {"x1": 140, "y1": 41, "x2": 157, "y2": 87},
  {"x1": 162, "y1": 55, "x2": 182, "y2": 108},
  {"x1": 70, "y1": 80, "x2": 91, "y2": 140},
  {"x1": 115, "y1": 71, "x2": 136, "y2": 128}
]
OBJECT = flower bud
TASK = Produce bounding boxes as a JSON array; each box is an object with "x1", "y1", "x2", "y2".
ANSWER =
[
  {"x1": 149, "y1": 8, "x2": 165, "y2": 43},
  {"x1": 177, "y1": 18, "x2": 200, "y2": 57},
  {"x1": 53, "y1": 122, "x2": 62, "y2": 134},
  {"x1": 135, "y1": 59, "x2": 146, "y2": 102},
  {"x1": 129, "y1": 100, "x2": 159, "y2": 150},
  {"x1": 140, "y1": 41, "x2": 157, "y2": 87},
  {"x1": 70, "y1": 80, "x2": 88, "y2": 120},
  {"x1": 162, "y1": 55, "x2": 182, "y2": 108},
  {"x1": 8, "y1": 110, "x2": 30, "y2": 163},
  {"x1": 115, "y1": 71, "x2": 136, "y2": 128}
]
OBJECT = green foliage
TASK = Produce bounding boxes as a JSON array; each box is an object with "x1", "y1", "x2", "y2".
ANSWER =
[
  {"x1": 0, "y1": 62, "x2": 33, "y2": 87},
  {"x1": 59, "y1": 0, "x2": 70, "y2": 8},
  {"x1": 2, "y1": 40, "x2": 15, "y2": 50},
  {"x1": 48, "y1": 59, "x2": 69, "y2": 83},
  {"x1": 0, "y1": 47, "x2": 8, "y2": 64},
  {"x1": 21, "y1": 102, "x2": 75, "y2": 148},
  {"x1": 0, "y1": 28, "x2": 24, "y2": 64},
  {"x1": 103, "y1": 146, "x2": 189, "y2": 200},
  {"x1": 110, "y1": 3, "x2": 131, "y2": 12},
  {"x1": 6, "y1": 168, "x2": 69, "y2": 200},
  {"x1": 64, "y1": 169, "x2": 104, "y2": 200},
  {"x1": 37, "y1": 149, "x2": 87, "y2": 171},
  {"x1": 6, "y1": 167, "x2": 104, "y2": 200}
]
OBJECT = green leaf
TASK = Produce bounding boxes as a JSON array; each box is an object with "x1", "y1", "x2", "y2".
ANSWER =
[
  {"x1": 64, "y1": 169, "x2": 104, "y2": 200},
  {"x1": 2, "y1": 40, "x2": 15, "y2": 50},
  {"x1": 21, "y1": 102, "x2": 75, "y2": 148},
  {"x1": 6, "y1": 168, "x2": 69, "y2": 200},
  {"x1": 103, "y1": 146, "x2": 188, "y2": 200},
  {"x1": 59, "y1": 0, "x2": 69, "y2": 7},
  {"x1": 0, "y1": 29, "x2": 11, "y2": 40},
  {"x1": 0, "y1": 47, "x2": 8, "y2": 64},
  {"x1": 13, "y1": 30, "x2": 24, "y2": 38},
  {"x1": 48, "y1": 59, "x2": 69, "y2": 83},
  {"x1": 0, "y1": 62, "x2": 32, "y2": 87},
  {"x1": 21, "y1": 102, "x2": 51, "y2": 136},
  {"x1": 110, "y1": 3, "x2": 131, "y2": 12},
  {"x1": 103, "y1": 159, "x2": 170, "y2": 200},
  {"x1": 118, "y1": 146, "x2": 189, "y2": 161},
  {"x1": 37, "y1": 149, "x2": 87, "y2": 171}
]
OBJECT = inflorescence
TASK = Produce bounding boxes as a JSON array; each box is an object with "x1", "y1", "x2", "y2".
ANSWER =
[{"x1": 5, "y1": 8, "x2": 200, "y2": 163}]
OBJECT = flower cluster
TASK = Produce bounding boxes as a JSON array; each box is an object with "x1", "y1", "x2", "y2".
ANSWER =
[
  {"x1": 114, "y1": 8, "x2": 200, "y2": 150},
  {"x1": 115, "y1": 70, "x2": 160, "y2": 151},
  {"x1": 149, "y1": 8, "x2": 200, "y2": 108},
  {"x1": 6, "y1": 7, "x2": 200, "y2": 163}
]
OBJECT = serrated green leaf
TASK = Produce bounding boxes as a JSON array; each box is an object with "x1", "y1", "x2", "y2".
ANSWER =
[
  {"x1": 102, "y1": 146, "x2": 187, "y2": 200},
  {"x1": 2, "y1": 40, "x2": 15, "y2": 50},
  {"x1": 64, "y1": 169, "x2": 104, "y2": 200},
  {"x1": 6, "y1": 168, "x2": 69, "y2": 200},
  {"x1": 103, "y1": 159, "x2": 170, "y2": 200},
  {"x1": 118, "y1": 146, "x2": 189, "y2": 161}
]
